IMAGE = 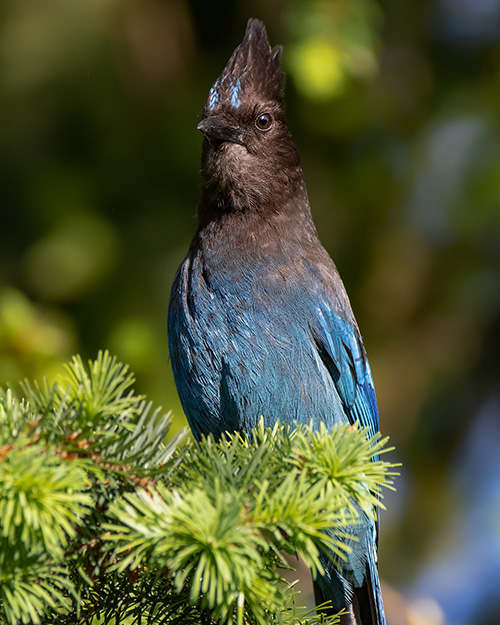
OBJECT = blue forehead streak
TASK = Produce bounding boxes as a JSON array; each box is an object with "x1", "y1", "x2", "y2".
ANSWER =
[
  {"x1": 206, "y1": 72, "x2": 247, "y2": 111},
  {"x1": 230, "y1": 77, "x2": 242, "y2": 108},
  {"x1": 229, "y1": 71, "x2": 247, "y2": 109},
  {"x1": 207, "y1": 79, "x2": 220, "y2": 112}
]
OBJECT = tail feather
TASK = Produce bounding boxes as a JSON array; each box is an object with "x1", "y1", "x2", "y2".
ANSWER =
[
  {"x1": 313, "y1": 556, "x2": 386, "y2": 625},
  {"x1": 352, "y1": 560, "x2": 385, "y2": 625}
]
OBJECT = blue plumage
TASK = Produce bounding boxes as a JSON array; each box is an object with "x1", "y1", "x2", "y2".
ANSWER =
[
  {"x1": 170, "y1": 241, "x2": 348, "y2": 439},
  {"x1": 168, "y1": 18, "x2": 386, "y2": 625},
  {"x1": 206, "y1": 79, "x2": 221, "y2": 112}
]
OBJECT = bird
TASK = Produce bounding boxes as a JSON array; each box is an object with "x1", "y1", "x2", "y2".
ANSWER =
[{"x1": 168, "y1": 18, "x2": 386, "y2": 625}]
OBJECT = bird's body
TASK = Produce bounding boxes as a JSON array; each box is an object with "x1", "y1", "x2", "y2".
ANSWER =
[
  {"x1": 170, "y1": 207, "x2": 357, "y2": 440},
  {"x1": 168, "y1": 19, "x2": 385, "y2": 625}
]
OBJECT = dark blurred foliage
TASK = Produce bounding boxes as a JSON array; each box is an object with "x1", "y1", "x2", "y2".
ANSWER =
[{"x1": 1, "y1": 1, "x2": 499, "y2": 624}]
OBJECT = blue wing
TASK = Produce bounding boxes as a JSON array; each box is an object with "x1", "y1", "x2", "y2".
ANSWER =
[
  {"x1": 313, "y1": 306, "x2": 379, "y2": 441},
  {"x1": 313, "y1": 305, "x2": 386, "y2": 624}
]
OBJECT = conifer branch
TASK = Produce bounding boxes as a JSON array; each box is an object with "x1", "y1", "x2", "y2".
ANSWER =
[{"x1": 0, "y1": 352, "x2": 397, "y2": 625}]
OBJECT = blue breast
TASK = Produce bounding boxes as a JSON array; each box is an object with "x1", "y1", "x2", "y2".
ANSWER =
[
  {"x1": 168, "y1": 249, "x2": 350, "y2": 440},
  {"x1": 168, "y1": 240, "x2": 382, "y2": 610}
]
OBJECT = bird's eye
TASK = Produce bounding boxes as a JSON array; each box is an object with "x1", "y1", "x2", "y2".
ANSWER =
[{"x1": 255, "y1": 113, "x2": 273, "y2": 131}]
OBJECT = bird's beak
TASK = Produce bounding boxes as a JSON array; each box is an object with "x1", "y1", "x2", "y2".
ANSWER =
[{"x1": 197, "y1": 116, "x2": 245, "y2": 146}]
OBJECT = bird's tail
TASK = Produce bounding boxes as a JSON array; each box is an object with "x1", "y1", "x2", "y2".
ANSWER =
[{"x1": 313, "y1": 551, "x2": 386, "y2": 625}]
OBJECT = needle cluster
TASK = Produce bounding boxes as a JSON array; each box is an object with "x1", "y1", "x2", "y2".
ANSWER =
[{"x1": 0, "y1": 352, "x2": 396, "y2": 625}]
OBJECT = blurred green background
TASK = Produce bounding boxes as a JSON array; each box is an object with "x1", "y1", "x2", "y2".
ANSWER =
[{"x1": 1, "y1": 1, "x2": 499, "y2": 624}]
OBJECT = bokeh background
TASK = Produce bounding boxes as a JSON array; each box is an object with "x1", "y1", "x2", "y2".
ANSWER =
[{"x1": 1, "y1": 1, "x2": 500, "y2": 624}]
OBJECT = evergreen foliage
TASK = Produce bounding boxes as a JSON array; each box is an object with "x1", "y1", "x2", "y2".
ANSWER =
[{"x1": 0, "y1": 352, "x2": 397, "y2": 625}]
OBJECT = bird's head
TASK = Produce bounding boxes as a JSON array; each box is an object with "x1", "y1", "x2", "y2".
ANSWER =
[{"x1": 198, "y1": 19, "x2": 303, "y2": 216}]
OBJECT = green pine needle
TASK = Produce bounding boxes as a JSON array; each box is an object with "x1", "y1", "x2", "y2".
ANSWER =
[{"x1": 0, "y1": 353, "x2": 398, "y2": 625}]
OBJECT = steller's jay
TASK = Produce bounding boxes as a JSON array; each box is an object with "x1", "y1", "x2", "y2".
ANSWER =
[{"x1": 168, "y1": 18, "x2": 386, "y2": 625}]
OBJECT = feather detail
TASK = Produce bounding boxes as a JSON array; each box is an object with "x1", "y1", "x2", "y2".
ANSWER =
[{"x1": 203, "y1": 19, "x2": 284, "y2": 116}]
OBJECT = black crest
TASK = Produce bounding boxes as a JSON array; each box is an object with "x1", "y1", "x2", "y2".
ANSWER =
[{"x1": 202, "y1": 19, "x2": 284, "y2": 116}]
